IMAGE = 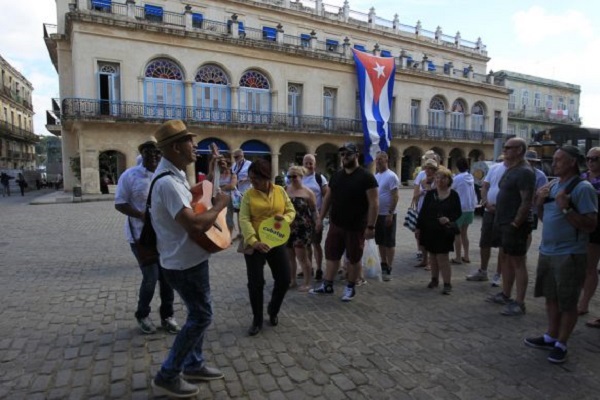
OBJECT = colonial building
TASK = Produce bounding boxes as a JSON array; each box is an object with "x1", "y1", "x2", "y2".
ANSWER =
[
  {"x1": 0, "y1": 55, "x2": 38, "y2": 170},
  {"x1": 493, "y1": 70, "x2": 582, "y2": 140},
  {"x1": 45, "y1": 0, "x2": 509, "y2": 194}
]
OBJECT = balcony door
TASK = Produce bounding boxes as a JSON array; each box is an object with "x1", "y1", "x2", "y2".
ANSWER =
[
  {"x1": 98, "y1": 63, "x2": 120, "y2": 116},
  {"x1": 194, "y1": 64, "x2": 231, "y2": 122},
  {"x1": 238, "y1": 70, "x2": 270, "y2": 124}
]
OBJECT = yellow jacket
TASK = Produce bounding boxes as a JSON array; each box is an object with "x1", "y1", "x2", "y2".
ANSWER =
[{"x1": 239, "y1": 184, "x2": 296, "y2": 247}]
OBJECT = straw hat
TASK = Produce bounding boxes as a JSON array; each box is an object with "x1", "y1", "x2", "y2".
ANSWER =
[
  {"x1": 137, "y1": 136, "x2": 157, "y2": 153},
  {"x1": 154, "y1": 120, "x2": 196, "y2": 148},
  {"x1": 525, "y1": 150, "x2": 541, "y2": 162}
]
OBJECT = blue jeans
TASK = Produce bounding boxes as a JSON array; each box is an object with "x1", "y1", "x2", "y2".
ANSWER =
[
  {"x1": 157, "y1": 261, "x2": 212, "y2": 380},
  {"x1": 244, "y1": 245, "x2": 290, "y2": 326},
  {"x1": 129, "y1": 244, "x2": 174, "y2": 320}
]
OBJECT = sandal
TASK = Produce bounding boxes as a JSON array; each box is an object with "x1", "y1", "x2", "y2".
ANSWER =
[
  {"x1": 585, "y1": 318, "x2": 600, "y2": 328},
  {"x1": 450, "y1": 259, "x2": 462, "y2": 265},
  {"x1": 461, "y1": 257, "x2": 471, "y2": 263},
  {"x1": 297, "y1": 285, "x2": 310, "y2": 293},
  {"x1": 424, "y1": 265, "x2": 431, "y2": 271}
]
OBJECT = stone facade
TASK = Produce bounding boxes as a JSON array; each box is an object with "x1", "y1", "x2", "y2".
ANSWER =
[
  {"x1": 46, "y1": 0, "x2": 509, "y2": 194},
  {"x1": 0, "y1": 54, "x2": 37, "y2": 170}
]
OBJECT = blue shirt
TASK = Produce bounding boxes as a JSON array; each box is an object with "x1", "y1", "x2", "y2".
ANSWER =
[{"x1": 540, "y1": 177, "x2": 597, "y2": 255}]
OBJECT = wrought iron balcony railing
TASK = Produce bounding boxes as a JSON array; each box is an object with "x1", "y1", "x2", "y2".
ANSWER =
[
  {"x1": 0, "y1": 120, "x2": 38, "y2": 142},
  {"x1": 59, "y1": 98, "x2": 497, "y2": 143},
  {"x1": 508, "y1": 109, "x2": 581, "y2": 125}
]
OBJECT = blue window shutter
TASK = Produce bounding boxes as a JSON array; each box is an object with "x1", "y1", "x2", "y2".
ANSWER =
[
  {"x1": 92, "y1": 0, "x2": 112, "y2": 10},
  {"x1": 145, "y1": 5, "x2": 163, "y2": 17},
  {"x1": 354, "y1": 44, "x2": 366, "y2": 52},
  {"x1": 428, "y1": 61, "x2": 436, "y2": 71},
  {"x1": 326, "y1": 39, "x2": 338, "y2": 46},
  {"x1": 192, "y1": 13, "x2": 203, "y2": 24},
  {"x1": 380, "y1": 50, "x2": 391, "y2": 57},
  {"x1": 263, "y1": 27, "x2": 277, "y2": 41},
  {"x1": 301, "y1": 34, "x2": 311, "y2": 41},
  {"x1": 239, "y1": 22, "x2": 245, "y2": 33}
]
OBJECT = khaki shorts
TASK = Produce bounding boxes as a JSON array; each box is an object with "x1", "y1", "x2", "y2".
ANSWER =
[{"x1": 534, "y1": 253, "x2": 587, "y2": 312}]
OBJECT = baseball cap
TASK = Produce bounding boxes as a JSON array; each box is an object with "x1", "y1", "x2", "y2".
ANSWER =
[{"x1": 339, "y1": 142, "x2": 358, "y2": 154}]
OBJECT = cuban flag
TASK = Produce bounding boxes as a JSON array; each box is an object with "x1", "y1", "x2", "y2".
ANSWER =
[{"x1": 352, "y1": 48, "x2": 396, "y2": 164}]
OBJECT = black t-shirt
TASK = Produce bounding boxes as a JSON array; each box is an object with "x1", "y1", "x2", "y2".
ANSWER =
[
  {"x1": 329, "y1": 167, "x2": 378, "y2": 231},
  {"x1": 495, "y1": 163, "x2": 535, "y2": 225}
]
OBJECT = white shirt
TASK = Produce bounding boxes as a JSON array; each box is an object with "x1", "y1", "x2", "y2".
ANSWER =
[
  {"x1": 151, "y1": 158, "x2": 210, "y2": 270},
  {"x1": 414, "y1": 170, "x2": 435, "y2": 211},
  {"x1": 232, "y1": 159, "x2": 252, "y2": 194},
  {"x1": 302, "y1": 172, "x2": 328, "y2": 210},
  {"x1": 451, "y1": 171, "x2": 478, "y2": 212},
  {"x1": 483, "y1": 162, "x2": 507, "y2": 206},
  {"x1": 376, "y1": 169, "x2": 399, "y2": 215},
  {"x1": 114, "y1": 164, "x2": 154, "y2": 243}
]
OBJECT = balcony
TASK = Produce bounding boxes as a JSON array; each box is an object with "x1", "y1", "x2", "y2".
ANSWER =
[
  {"x1": 0, "y1": 85, "x2": 32, "y2": 110},
  {"x1": 0, "y1": 120, "x2": 39, "y2": 143},
  {"x1": 43, "y1": 23, "x2": 59, "y2": 72},
  {"x1": 508, "y1": 108, "x2": 581, "y2": 125},
  {"x1": 59, "y1": 97, "x2": 497, "y2": 143}
]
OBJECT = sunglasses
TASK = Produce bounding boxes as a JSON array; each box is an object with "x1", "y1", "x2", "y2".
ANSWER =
[
  {"x1": 287, "y1": 175, "x2": 298, "y2": 179},
  {"x1": 141, "y1": 148, "x2": 162, "y2": 156},
  {"x1": 339, "y1": 151, "x2": 356, "y2": 158},
  {"x1": 587, "y1": 156, "x2": 600, "y2": 162},
  {"x1": 503, "y1": 145, "x2": 519, "y2": 150}
]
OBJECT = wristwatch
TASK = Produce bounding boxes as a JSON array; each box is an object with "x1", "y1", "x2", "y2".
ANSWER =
[{"x1": 562, "y1": 207, "x2": 573, "y2": 215}]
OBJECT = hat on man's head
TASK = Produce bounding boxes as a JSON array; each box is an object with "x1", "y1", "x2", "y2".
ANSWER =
[
  {"x1": 339, "y1": 142, "x2": 359, "y2": 154},
  {"x1": 138, "y1": 136, "x2": 157, "y2": 153},
  {"x1": 525, "y1": 150, "x2": 540, "y2": 162},
  {"x1": 154, "y1": 120, "x2": 196, "y2": 148},
  {"x1": 559, "y1": 145, "x2": 585, "y2": 172}
]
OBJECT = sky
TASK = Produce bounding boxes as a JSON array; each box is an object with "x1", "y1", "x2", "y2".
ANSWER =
[{"x1": 0, "y1": 0, "x2": 598, "y2": 136}]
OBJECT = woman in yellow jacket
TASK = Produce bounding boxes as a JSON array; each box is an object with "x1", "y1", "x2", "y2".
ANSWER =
[{"x1": 239, "y1": 159, "x2": 296, "y2": 336}]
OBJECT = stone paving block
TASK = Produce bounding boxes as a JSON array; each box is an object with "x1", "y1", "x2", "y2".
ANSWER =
[{"x1": 257, "y1": 373, "x2": 278, "y2": 392}]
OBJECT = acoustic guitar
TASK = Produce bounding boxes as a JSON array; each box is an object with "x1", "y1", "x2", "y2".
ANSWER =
[{"x1": 190, "y1": 144, "x2": 231, "y2": 253}]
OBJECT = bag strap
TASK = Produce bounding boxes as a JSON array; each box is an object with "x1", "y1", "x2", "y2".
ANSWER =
[{"x1": 145, "y1": 171, "x2": 172, "y2": 209}]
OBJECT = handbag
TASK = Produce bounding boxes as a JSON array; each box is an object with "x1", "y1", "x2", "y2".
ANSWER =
[
  {"x1": 403, "y1": 208, "x2": 418, "y2": 232},
  {"x1": 136, "y1": 171, "x2": 172, "y2": 266}
]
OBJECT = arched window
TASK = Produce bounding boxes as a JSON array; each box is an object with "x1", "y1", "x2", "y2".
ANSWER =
[
  {"x1": 471, "y1": 102, "x2": 486, "y2": 132},
  {"x1": 193, "y1": 64, "x2": 231, "y2": 121},
  {"x1": 239, "y1": 70, "x2": 270, "y2": 124},
  {"x1": 451, "y1": 99, "x2": 466, "y2": 131},
  {"x1": 143, "y1": 59, "x2": 185, "y2": 119},
  {"x1": 428, "y1": 96, "x2": 446, "y2": 136}
]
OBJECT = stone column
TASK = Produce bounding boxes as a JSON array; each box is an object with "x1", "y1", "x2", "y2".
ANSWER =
[
  {"x1": 276, "y1": 24, "x2": 284, "y2": 44},
  {"x1": 393, "y1": 14, "x2": 400, "y2": 34},
  {"x1": 126, "y1": 0, "x2": 136, "y2": 19},
  {"x1": 184, "y1": 5, "x2": 192, "y2": 31},
  {"x1": 309, "y1": 30, "x2": 317, "y2": 51},
  {"x1": 184, "y1": 81, "x2": 194, "y2": 117},
  {"x1": 342, "y1": 1, "x2": 349, "y2": 23},
  {"x1": 230, "y1": 86, "x2": 239, "y2": 122},
  {"x1": 77, "y1": 0, "x2": 86, "y2": 11},
  {"x1": 271, "y1": 153, "x2": 280, "y2": 181},
  {"x1": 399, "y1": 50, "x2": 407, "y2": 69},
  {"x1": 342, "y1": 37, "x2": 350, "y2": 56},
  {"x1": 315, "y1": 0, "x2": 322, "y2": 16},
  {"x1": 368, "y1": 7, "x2": 376, "y2": 29},
  {"x1": 230, "y1": 14, "x2": 240, "y2": 39}
]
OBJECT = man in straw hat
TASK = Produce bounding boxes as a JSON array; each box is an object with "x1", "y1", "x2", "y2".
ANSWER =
[
  {"x1": 115, "y1": 137, "x2": 180, "y2": 336},
  {"x1": 149, "y1": 120, "x2": 230, "y2": 398},
  {"x1": 524, "y1": 145, "x2": 597, "y2": 364}
]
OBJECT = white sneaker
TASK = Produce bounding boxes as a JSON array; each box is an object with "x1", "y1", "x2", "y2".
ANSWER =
[
  {"x1": 491, "y1": 273, "x2": 502, "y2": 287},
  {"x1": 137, "y1": 317, "x2": 157, "y2": 334},
  {"x1": 341, "y1": 286, "x2": 355, "y2": 302}
]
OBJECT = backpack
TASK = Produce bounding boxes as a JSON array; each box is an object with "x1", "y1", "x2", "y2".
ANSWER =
[
  {"x1": 315, "y1": 173, "x2": 324, "y2": 189},
  {"x1": 554, "y1": 176, "x2": 583, "y2": 212}
]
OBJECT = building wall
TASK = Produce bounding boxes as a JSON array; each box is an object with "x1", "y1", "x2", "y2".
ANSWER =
[{"x1": 52, "y1": 0, "x2": 506, "y2": 193}]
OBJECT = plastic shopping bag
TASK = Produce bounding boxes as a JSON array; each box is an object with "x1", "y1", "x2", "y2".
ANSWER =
[{"x1": 362, "y1": 239, "x2": 382, "y2": 281}]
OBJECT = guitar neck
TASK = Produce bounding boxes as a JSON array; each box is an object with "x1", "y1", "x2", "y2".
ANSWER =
[{"x1": 213, "y1": 167, "x2": 220, "y2": 197}]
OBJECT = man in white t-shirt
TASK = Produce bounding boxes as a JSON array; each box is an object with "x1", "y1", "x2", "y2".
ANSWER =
[
  {"x1": 302, "y1": 154, "x2": 329, "y2": 280},
  {"x1": 150, "y1": 120, "x2": 230, "y2": 398},
  {"x1": 375, "y1": 151, "x2": 399, "y2": 281},
  {"x1": 115, "y1": 138, "x2": 179, "y2": 335},
  {"x1": 467, "y1": 157, "x2": 507, "y2": 284}
]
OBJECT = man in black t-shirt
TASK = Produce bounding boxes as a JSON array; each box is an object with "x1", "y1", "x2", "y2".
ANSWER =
[{"x1": 310, "y1": 142, "x2": 378, "y2": 302}]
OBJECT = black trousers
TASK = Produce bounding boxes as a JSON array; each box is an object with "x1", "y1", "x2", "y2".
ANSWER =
[{"x1": 244, "y1": 245, "x2": 290, "y2": 326}]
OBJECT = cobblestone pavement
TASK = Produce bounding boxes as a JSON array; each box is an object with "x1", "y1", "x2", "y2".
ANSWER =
[{"x1": 1, "y1": 189, "x2": 600, "y2": 399}]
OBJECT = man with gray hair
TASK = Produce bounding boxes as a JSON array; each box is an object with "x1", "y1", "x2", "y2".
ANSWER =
[
  {"x1": 489, "y1": 137, "x2": 535, "y2": 316},
  {"x1": 525, "y1": 145, "x2": 597, "y2": 363}
]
